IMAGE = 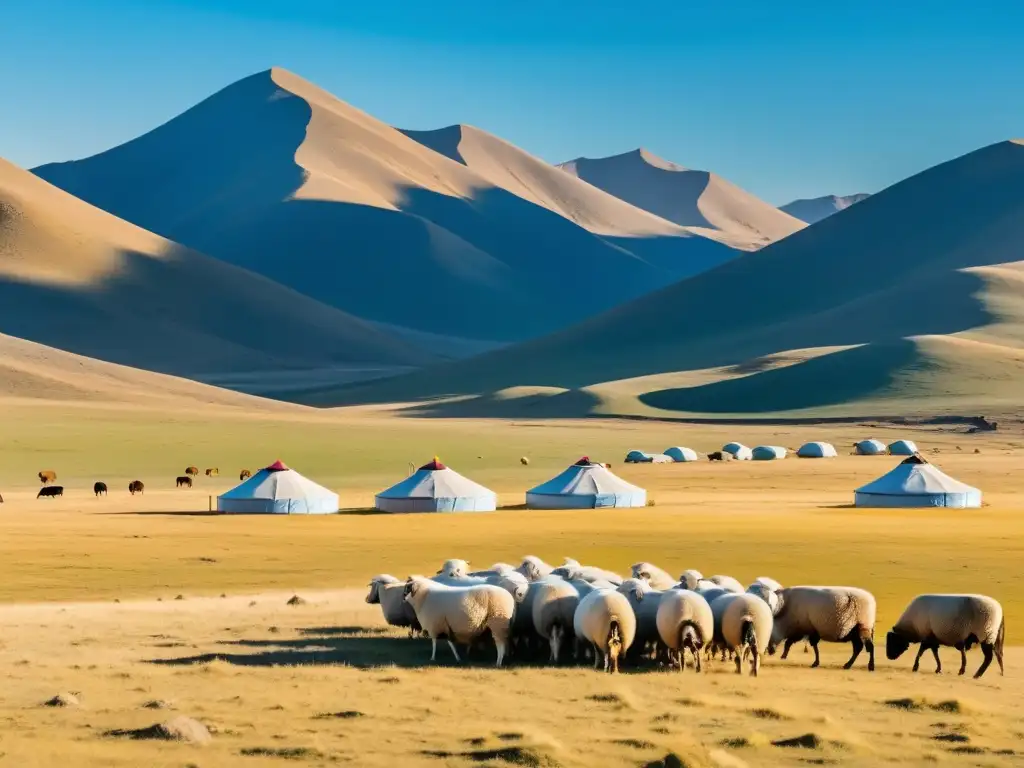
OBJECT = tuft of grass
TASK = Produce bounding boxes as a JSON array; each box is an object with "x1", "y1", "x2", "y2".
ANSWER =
[
  {"x1": 240, "y1": 746, "x2": 325, "y2": 760},
  {"x1": 772, "y1": 733, "x2": 823, "y2": 749}
]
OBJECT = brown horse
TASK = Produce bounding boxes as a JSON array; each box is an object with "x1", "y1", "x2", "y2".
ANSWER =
[
  {"x1": 38, "y1": 470, "x2": 57, "y2": 484},
  {"x1": 239, "y1": 469, "x2": 251, "y2": 481},
  {"x1": 205, "y1": 468, "x2": 219, "y2": 477},
  {"x1": 128, "y1": 480, "x2": 145, "y2": 495},
  {"x1": 185, "y1": 466, "x2": 199, "y2": 477},
  {"x1": 176, "y1": 476, "x2": 193, "y2": 488}
]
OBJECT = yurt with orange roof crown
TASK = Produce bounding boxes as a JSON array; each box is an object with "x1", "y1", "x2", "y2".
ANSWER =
[
  {"x1": 526, "y1": 456, "x2": 647, "y2": 509},
  {"x1": 375, "y1": 457, "x2": 497, "y2": 513},
  {"x1": 217, "y1": 460, "x2": 338, "y2": 514}
]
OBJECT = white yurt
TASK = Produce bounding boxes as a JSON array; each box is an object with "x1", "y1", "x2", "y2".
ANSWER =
[
  {"x1": 797, "y1": 441, "x2": 838, "y2": 458},
  {"x1": 217, "y1": 460, "x2": 338, "y2": 514},
  {"x1": 888, "y1": 439, "x2": 919, "y2": 456},
  {"x1": 375, "y1": 458, "x2": 496, "y2": 513},
  {"x1": 664, "y1": 446, "x2": 700, "y2": 462},
  {"x1": 526, "y1": 457, "x2": 646, "y2": 509},
  {"x1": 854, "y1": 439, "x2": 887, "y2": 455},
  {"x1": 625, "y1": 450, "x2": 672, "y2": 463},
  {"x1": 854, "y1": 455, "x2": 981, "y2": 508},
  {"x1": 752, "y1": 445, "x2": 787, "y2": 460},
  {"x1": 722, "y1": 442, "x2": 753, "y2": 460}
]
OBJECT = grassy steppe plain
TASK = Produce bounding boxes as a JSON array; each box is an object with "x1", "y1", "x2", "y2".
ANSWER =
[{"x1": 0, "y1": 400, "x2": 1021, "y2": 766}]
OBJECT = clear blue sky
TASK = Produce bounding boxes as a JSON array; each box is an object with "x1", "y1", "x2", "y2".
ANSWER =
[{"x1": 3, "y1": 0, "x2": 1022, "y2": 204}]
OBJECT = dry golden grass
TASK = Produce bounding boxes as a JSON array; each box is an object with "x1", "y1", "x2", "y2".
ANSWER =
[{"x1": 0, "y1": 401, "x2": 1022, "y2": 765}]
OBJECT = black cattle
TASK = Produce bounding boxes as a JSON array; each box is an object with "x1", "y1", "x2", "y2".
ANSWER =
[
  {"x1": 94, "y1": 482, "x2": 108, "y2": 497},
  {"x1": 37, "y1": 486, "x2": 64, "y2": 498},
  {"x1": 176, "y1": 476, "x2": 193, "y2": 488}
]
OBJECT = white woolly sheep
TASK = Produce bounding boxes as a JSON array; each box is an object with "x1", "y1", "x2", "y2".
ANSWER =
[
  {"x1": 678, "y1": 569, "x2": 704, "y2": 590},
  {"x1": 617, "y1": 578, "x2": 666, "y2": 656},
  {"x1": 630, "y1": 562, "x2": 677, "y2": 590},
  {"x1": 746, "y1": 581, "x2": 781, "y2": 614},
  {"x1": 366, "y1": 575, "x2": 421, "y2": 636},
  {"x1": 469, "y1": 563, "x2": 517, "y2": 578},
  {"x1": 516, "y1": 555, "x2": 555, "y2": 582},
  {"x1": 531, "y1": 577, "x2": 582, "y2": 662},
  {"x1": 706, "y1": 575, "x2": 744, "y2": 593},
  {"x1": 437, "y1": 559, "x2": 471, "y2": 578},
  {"x1": 552, "y1": 558, "x2": 624, "y2": 585},
  {"x1": 403, "y1": 576, "x2": 516, "y2": 667},
  {"x1": 887, "y1": 594, "x2": 1005, "y2": 678},
  {"x1": 656, "y1": 589, "x2": 713, "y2": 672},
  {"x1": 720, "y1": 593, "x2": 774, "y2": 676},
  {"x1": 753, "y1": 576, "x2": 783, "y2": 591},
  {"x1": 769, "y1": 586, "x2": 877, "y2": 671},
  {"x1": 573, "y1": 588, "x2": 637, "y2": 673}
]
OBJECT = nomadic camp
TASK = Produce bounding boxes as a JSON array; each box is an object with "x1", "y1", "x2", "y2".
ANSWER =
[
  {"x1": 797, "y1": 441, "x2": 837, "y2": 458},
  {"x1": 664, "y1": 446, "x2": 700, "y2": 462},
  {"x1": 624, "y1": 450, "x2": 672, "y2": 464},
  {"x1": 752, "y1": 445, "x2": 787, "y2": 460},
  {"x1": 526, "y1": 457, "x2": 647, "y2": 509},
  {"x1": 888, "y1": 439, "x2": 919, "y2": 456},
  {"x1": 854, "y1": 439, "x2": 887, "y2": 455},
  {"x1": 217, "y1": 460, "x2": 339, "y2": 514},
  {"x1": 722, "y1": 442, "x2": 753, "y2": 460},
  {"x1": 854, "y1": 454, "x2": 981, "y2": 508},
  {"x1": 375, "y1": 458, "x2": 496, "y2": 513}
]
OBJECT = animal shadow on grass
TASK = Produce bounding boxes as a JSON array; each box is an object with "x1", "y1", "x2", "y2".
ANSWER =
[
  {"x1": 102, "y1": 510, "x2": 222, "y2": 517},
  {"x1": 146, "y1": 627, "x2": 494, "y2": 670}
]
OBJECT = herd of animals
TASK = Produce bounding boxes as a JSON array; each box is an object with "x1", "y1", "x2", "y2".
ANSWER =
[
  {"x1": 367, "y1": 557, "x2": 1006, "y2": 679},
  {"x1": 16, "y1": 467, "x2": 253, "y2": 500}
]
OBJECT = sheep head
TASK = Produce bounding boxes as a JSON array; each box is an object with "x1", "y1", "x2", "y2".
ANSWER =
[
  {"x1": 438, "y1": 559, "x2": 470, "y2": 578},
  {"x1": 886, "y1": 631, "x2": 911, "y2": 660}
]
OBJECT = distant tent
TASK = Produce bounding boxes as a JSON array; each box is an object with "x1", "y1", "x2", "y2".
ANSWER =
[
  {"x1": 752, "y1": 445, "x2": 787, "y2": 460},
  {"x1": 854, "y1": 439, "x2": 887, "y2": 456},
  {"x1": 664, "y1": 446, "x2": 699, "y2": 462},
  {"x1": 375, "y1": 458, "x2": 496, "y2": 513},
  {"x1": 217, "y1": 460, "x2": 338, "y2": 514},
  {"x1": 722, "y1": 442, "x2": 753, "y2": 460},
  {"x1": 888, "y1": 439, "x2": 919, "y2": 456},
  {"x1": 625, "y1": 450, "x2": 673, "y2": 464},
  {"x1": 854, "y1": 454, "x2": 981, "y2": 508},
  {"x1": 526, "y1": 457, "x2": 646, "y2": 509},
  {"x1": 797, "y1": 441, "x2": 837, "y2": 458}
]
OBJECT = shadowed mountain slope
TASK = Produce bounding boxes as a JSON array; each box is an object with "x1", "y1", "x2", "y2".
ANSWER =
[{"x1": 781, "y1": 193, "x2": 871, "y2": 224}]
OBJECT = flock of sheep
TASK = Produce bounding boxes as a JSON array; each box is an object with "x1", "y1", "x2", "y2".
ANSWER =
[{"x1": 368, "y1": 557, "x2": 1006, "y2": 679}]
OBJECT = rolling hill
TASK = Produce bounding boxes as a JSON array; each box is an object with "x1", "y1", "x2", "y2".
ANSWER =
[
  {"x1": 781, "y1": 193, "x2": 871, "y2": 224},
  {"x1": 308, "y1": 140, "x2": 1024, "y2": 419},
  {"x1": 558, "y1": 149, "x2": 805, "y2": 247},
  {"x1": 34, "y1": 68, "x2": 750, "y2": 344},
  {"x1": 0, "y1": 158, "x2": 433, "y2": 382}
]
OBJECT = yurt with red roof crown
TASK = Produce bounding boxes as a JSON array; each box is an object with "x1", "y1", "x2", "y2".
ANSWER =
[
  {"x1": 217, "y1": 460, "x2": 339, "y2": 514},
  {"x1": 526, "y1": 456, "x2": 647, "y2": 509},
  {"x1": 375, "y1": 457, "x2": 496, "y2": 513}
]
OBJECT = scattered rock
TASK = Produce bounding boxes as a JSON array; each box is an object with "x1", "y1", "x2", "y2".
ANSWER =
[
  {"x1": 286, "y1": 595, "x2": 306, "y2": 607},
  {"x1": 175, "y1": 594, "x2": 185, "y2": 601},
  {"x1": 106, "y1": 716, "x2": 211, "y2": 744},
  {"x1": 220, "y1": 593, "x2": 227, "y2": 598},
  {"x1": 248, "y1": 600, "x2": 257, "y2": 607},
  {"x1": 974, "y1": 448, "x2": 981, "y2": 454},
  {"x1": 268, "y1": 626, "x2": 280, "y2": 634},
  {"x1": 772, "y1": 733, "x2": 822, "y2": 749},
  {"x1": 113, "y1": 598, "x2": 120, "y2": 603},
  {"x1": 43, "y1": 693, "x2": 80, "y2": 708}
]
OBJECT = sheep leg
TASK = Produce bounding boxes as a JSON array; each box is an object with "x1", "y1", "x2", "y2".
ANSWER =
[
  {"x1": 912, "y1": 643, "x2": 926, "y2": 672},
  {"x1": 809, "y1": 634, "x2": 821, "y2": 668},
  {"x1": 734, "y1": 650, "x2": 742, "y2": 675},
  {"x1": 430, "y1": 637, "x2": 438, "y2": 662},
  {"x1": 781, "y1": 636, "x2": 799, "y2": 660},
  {"x1": 695, "y1": 646, "x2": 702, "y2": 673},
  {"x1": 749, "y1": 646, "x2": 760, "y2": 677},
  {"x1": 974, "y1": 644, "x2": 994, "y2": 679},
  {"x1": 865, "y1": 636, "x2": 875, "y2": 671},
  {"x1": 495, "y1": 638, "x2": 507, "y2": 668},
  {"x1": 844, "y1": 635, "x2": 864, "y2": 670},
  {"x1": 447, "y1": 639, "x2": 461, "y2": 663},
  {"x1": 930, "y1": 644, "x2": 942, "y2": 673},
  {"x1": 594, "y1": 644, "x2": 602, "y2": 670},
  {"x1": 956, "y1": 642, "x2": 967, "y2": 676}
]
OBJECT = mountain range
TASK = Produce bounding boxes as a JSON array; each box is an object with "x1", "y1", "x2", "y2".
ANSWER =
[{"x1": 781, "y1": 193, "x2": 871, "y2": 224}]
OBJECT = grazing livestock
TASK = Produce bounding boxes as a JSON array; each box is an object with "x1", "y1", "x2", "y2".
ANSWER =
[
  {"x1": 707, "y1": 452, "x2": 732, "y2": 462},
  {"x1": 37, "y1": 486, "x2": 64, "y2": 498},
  {"x1": 176, "y1": 476, "x2": 193, "y2": 488},
  {"x1": 239, "y1": 469, "x2": 252, "y2": 481},
  {"x1": 205, "y1": 468, "x2": 219, "y2": 477},
  {"x1": 769, "y1": 586, "x2": 877, "y2": 671},
  {"x1": 128, "y1": 480, "x2": 145, "y2": 495},
  {"x1": 93, "y1": 482, "x2": 107, "y2": 497},
  {"x1": 38, "y1": 470, "x2": 57, "y2": 484},
  {"x1": 573, "y1": 588, "x2": 636, "y2": 673},
  {"x1": 719, "y1": 593, "x2": 774, "y2": 676},
  {"x1": 185, "y1": 466, "x2": 199, "y2": 476},
  {"x1": 0, "y1": 492, "x2": 3, "y2": 504}
]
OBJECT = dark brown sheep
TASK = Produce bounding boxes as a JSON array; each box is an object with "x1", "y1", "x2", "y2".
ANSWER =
[
  {"x1": 128, "y1": 480, "x2": 145, "y2": 495},
  {"x1": 38, "y1": 470, "x2": 57, "y2": 484},
  {"x1": 37, "y1": 486, "x2": 64, "y2": 498},
  {"x1": 239, "y1": 469, "x2": 251, "y2": 481},
  {"x1": 176, "y1": 476, "x2": 193, "y2": 488},
  {"x1": 94, "y1": 482, "x2": 107, "y2": 497},
  {"x1": 707, "y1": 451, "x2": 732, "y2": 462},
  {"x1": 205, "y1": 468, "x2": 219, "y2": 477},
  {"x1": 185, "y1": 466, "x2": 199, "y2": 476}
]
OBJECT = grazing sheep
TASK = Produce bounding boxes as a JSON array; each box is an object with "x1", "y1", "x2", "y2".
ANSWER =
[
  {"x1": 552, "y1": 558, "x2": 624, "y2": 585},
  {"x1": 886, "y1": 594, "x2": 1004, "y2": 678},
  {"x1": 403, "y1": 576, "x2": 516, "y2": 667},
  {"x1": 204, "y1": 468, "x2": 218, "y2": 477},
  {"x1": 753, "y1": 576, "x2": 783, "y2": 591},
  {"x1": 520, "y1": 457, "x2": 530, "y2": 466},
  {"x1": 517, "y1": 555, "x2": 555, "y2": 582},
  {"x1": 128, "y1": 480, "x2": 145, "y2": 495},
  {"x1": 37, "y1": 485, "x2": 64, "y2": 498},
  {"x1": 185, "y1": 466, "x2": 199, "y2": 476},
  {"x1": 678, "y1": 569, "x2": 704, "y2": 590},
  {"x1": 366, "y1": 575, "x2": 421, "y2": 636},
  {"x1": 769, "y1": 586, "x2": 877, "y2": 671},
  {"x1": 239, "y1": 469, "x2": 251, "y2": 481},
  {"x1": 705, "y1": 575, "x2": 744, "y2": 593},
  {"x1": 437, "y1": 559, "x2": 471, "y2": 578},
  {"x1": 38, "y1": 470, "x2": 57, "y2": 484},
  {"x1": 708, "y1": 592, "x2": 741, "y2": 660},
  {"x1": 617, "y1": 578, "x2": 665, "y2": 657},
  {"x1": 469, "y1": 563, "x2": 517, "y2": 578},
  {"x1": 720, "y1": 593, "x2": 774, "y2": 676},
  {"x1": 573, "y1": 588, "x2": 637, "y2": 673},
  {"x1": 93, "y1": 482, "x2": 107, "y2": 497},
  {"x1": 631, "y1": 562, "x2": 677, "y2": 590},
  {"x1": 176, "y1": 476, "x2": 193, "y2": 488},
  {"x1": 656, "y1": 589, "x2": 714, "y2": 671},
  {"x1": 746, "y1": 581, "x2": 781, "y2": 613},
  {"x1": 531, "y1": 577, "x2": 582, "y2": 663}
]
